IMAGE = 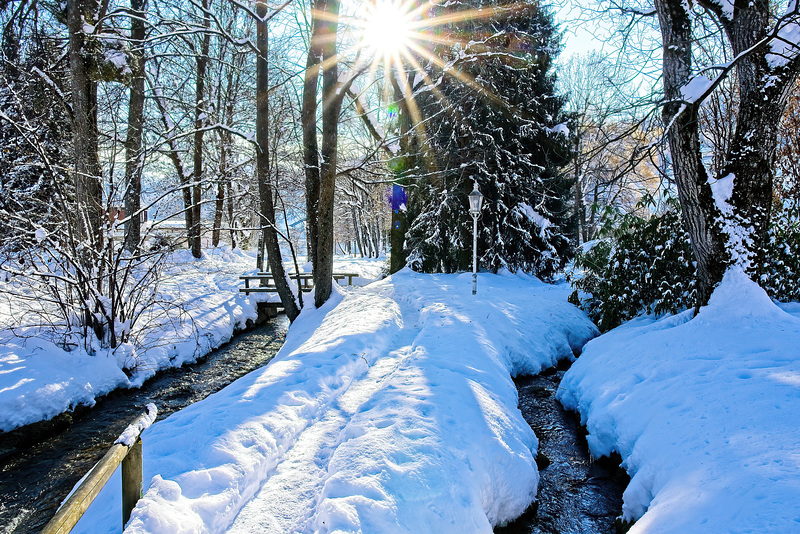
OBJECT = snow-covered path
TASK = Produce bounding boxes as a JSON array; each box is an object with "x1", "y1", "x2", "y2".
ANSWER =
[
  {"x1": 74, "y1": 270, "x2": 597, "y2": 534},
  {"x1": 227, "y1": 320, "x2": 417, "y2": 532}
]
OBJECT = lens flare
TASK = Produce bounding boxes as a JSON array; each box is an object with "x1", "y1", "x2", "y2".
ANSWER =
[{"x1": 361, "y1": 1, "x2": 414, "y2": 59}]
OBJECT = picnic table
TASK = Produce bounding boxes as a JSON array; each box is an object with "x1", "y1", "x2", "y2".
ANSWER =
[{"x1": 239, "y1": 272, "x2": 360, "y2": 295}]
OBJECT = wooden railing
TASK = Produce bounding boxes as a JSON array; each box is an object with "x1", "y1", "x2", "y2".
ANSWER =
[{"x1": 41, "y1": 405, "x2": 157, "y2": 534}]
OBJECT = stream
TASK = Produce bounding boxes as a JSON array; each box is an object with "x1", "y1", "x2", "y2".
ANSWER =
[
  {"x1": 0, "y1": 319, "x2": 626, "y2": 534},
  {"x1": 0, "y1": 316, "x2": 290, "y2": 534},
  {"x1": 497, "y1": 362, "x2": 629, "y2": 534}
]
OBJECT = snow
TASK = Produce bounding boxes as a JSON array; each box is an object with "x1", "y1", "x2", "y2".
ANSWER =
[
  {"x1": 116, "y1": 403, "x2": 158, "y2": 446},
  {"x1": 707, "y1": 0, "x2": 734, "y2": 21},
  {"x1": 545, "y1": 122, "x2": 570, "y2": 137},
  {"x1": 680, "y1": 75, "x2": 713, "y2": 103},
  {"x1": 0, "y1": 337, "x2": 130, "y2": 432},
  {"x1": 105, "y1": 50, "x2": 131, "y2": 75},
  {"x1": 558, "y1": 267, "x2": 800, "y2": 532},
  {"x1": 0, "y1": 249, "x2": 384, "y2": 432},
  {"x1": 514, "y1": 203, "x2": 553, "y2": 237},
  {"x1": 71, "y1": 270, "x2": 597, "y2": 533},
  {"x1": 708, "y1": 172, "x2": 734, "y2": 214},
  {"x1": 768, "y1": 11, "x2": 800, "y2": 68}
]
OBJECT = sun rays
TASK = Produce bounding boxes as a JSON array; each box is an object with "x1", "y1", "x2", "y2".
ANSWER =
[{"x1": 307, "y1": 0, "x2": 537, "y2": 155}]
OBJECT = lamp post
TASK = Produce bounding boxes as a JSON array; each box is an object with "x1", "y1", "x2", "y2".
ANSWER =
[{"x1": 468, "y1": 181, "x2": 483, "y2": 295}]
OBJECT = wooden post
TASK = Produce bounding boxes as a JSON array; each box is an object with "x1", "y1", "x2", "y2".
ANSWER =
[
  {"x1": 41, "y1": 409, "x2": 153, "y2": 534},
  {"x1": 122, "y1": 437, "x2": 143, "y2": 525}
]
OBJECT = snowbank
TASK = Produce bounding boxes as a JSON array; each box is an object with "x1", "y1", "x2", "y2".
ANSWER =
[
  {"x1": 0, "y1": 249, "x2": 381, "y2": 432},
  {"x1": 74, "y1": 270, "x2": 596, "y2": 533},
  {"x1": 558, "y1": 267, "x2": 800, "y2": 532}
]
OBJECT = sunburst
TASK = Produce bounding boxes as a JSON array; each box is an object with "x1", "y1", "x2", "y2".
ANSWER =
[{"x1": 326, "y1": 1, "x2": 533, "y2": 157}]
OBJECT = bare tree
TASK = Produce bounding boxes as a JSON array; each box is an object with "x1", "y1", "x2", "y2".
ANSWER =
[
  {"x1": 655, "y1": 0, "x2": 800, "y2": 304},
  {"x1": 255, "y1": 0, "x2": 301, "y2": 320},
  {"x1": 302, "y1": 0, "x2": 364, "y2": 307},
  {"x1": 124, "y1": 0, "x2": 147, "y2": 252},
  {"x1": 68, "y1": 0, "x2": 104, "y2": 255}
]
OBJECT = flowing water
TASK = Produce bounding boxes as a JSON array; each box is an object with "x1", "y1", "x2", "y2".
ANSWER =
[
  {"x1": 497, "y1": 362, "x2": 629, "y2": 534},
  {"x1": 0, "y1": 316, "x2": 289, "y2": 534}
]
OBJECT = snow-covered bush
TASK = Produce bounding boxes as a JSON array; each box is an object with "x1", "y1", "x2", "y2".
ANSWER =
[
  {"x1": 568, "y1": 203, "x2": 697, "y2": 331},
  {"x1": 758, "y1": 206, "x2": 800, "y2": 302},
  {"x1": 570, "y1": 202, "x2": 800, "y2": 331},
  {"x1": 1, "y1": 228, "x2": 175, "y2": 354}
]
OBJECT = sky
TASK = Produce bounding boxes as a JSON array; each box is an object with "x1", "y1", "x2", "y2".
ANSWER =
[{"x1": 556, "y1": 2, "x2": 607, "y2": 60}]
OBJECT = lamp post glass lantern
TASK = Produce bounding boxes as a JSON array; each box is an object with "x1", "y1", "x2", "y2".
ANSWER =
[{"x1": 469, "y1": 182, "x2": 483, "y2": 295}]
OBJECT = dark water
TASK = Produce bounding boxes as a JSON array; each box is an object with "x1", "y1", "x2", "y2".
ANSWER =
[
  {"x1": 497, "y1": 363, "x2": 629, "y2": 534},
  {"x1": 0, "y1": 316, "x2": 289, "y2": 534}
]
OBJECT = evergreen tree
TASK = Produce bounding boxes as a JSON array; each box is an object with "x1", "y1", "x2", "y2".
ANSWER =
[
  {"x1": 405, "y1": 0, "x2": 574, "y2": 277},
  {"x1": 0, "y1": 29, "x2": 73, "y2": 252}
]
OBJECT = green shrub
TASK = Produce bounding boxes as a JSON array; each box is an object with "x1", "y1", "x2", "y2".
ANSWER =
[
  {"x1": 570, "y1": 202, "x2": 800, "y2": 332},
  {"x1": 568, "y1": 204, "x2": 696, "y2": 332},
  {"x1": 759, "y1": 206, "x2": 800, "y2": 301}
]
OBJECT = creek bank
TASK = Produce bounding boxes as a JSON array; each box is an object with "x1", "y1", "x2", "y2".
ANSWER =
[
  {"x1": 0, "y1": 302, "x2": 277, "y2": 459},
  {"x1": 497, "y1": 361, "x2": 631, "y2": 534},
  {"x1": 0, "y1": 314, "x2": 289, "y2": 534}
]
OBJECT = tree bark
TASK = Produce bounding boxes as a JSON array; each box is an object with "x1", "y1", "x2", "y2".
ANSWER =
[
  {"x1": 302, "y1": 0, "x2": 324, "y2": 270},
  {"x1": 655, "y1": 0, "x2": 727, "y2": 305},
  {"x1": 657, "y1": 0, "x2": 800, "y2": 305},
  {"x1": 256, "y1": 0, "x2": 300, "y2": 320},
  {"x1": 226, "y1": 180, "x2": 236, "y2": 248},
  {"x1": 212, "y1": 181, "x2": 224, "y2": 247},
  {"x1": 351, "y1": 206, "x2": 364, "y2": 257},
  {"x1": 190, "y1": 0, "x2": 210, "y2": 259},
  {"x1": 68, "y1": 0, "x2": 103, "y2": 252},
  {"x1": 389, "y1": 76, "x2": 412, "y2": 273},
  {"x1": 313, "y1": 0, "x2": 343, "y2": 307},
  {"x1": 714, "y1": 1, "x2": 796, "y2": 271},
  {"x1": 124, "y1": 0, "x2": 146, "y2": 253}
]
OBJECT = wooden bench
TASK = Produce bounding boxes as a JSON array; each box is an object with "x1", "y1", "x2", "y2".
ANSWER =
[{"x1": 239, "y1": 272, "x2": 360, "y2": 295}]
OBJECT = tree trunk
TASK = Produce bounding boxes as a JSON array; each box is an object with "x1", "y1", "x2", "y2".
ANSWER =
[
  {"x1": 314, "y1": 0, "x2": 343, "y2": 307},
  {"x1": 655, "y1": 0, "x2": 727, "y2": 306},
  {"x1": 657, "y1": 0, "x2": 800, "y2": 305},
  {"x1": 124, "y1": 0, "x2": 146, "y2": 253},
  {"x1": 389, "y1": 74, "x2": 414, "y2": 273},
  {"x1": 716, "y1": 3, "x2": 795, "y2": 272},
  {"x1": 371, "y1": 220, "x2": 380, "y2": 258},
  {"x1": 226, "y1": 180, "x2": 236, "y2": 248},
  {"x1": 68, "y1": 0, "x2": 105, "y2": 342},
  {"x1": 351, "y1": 206, "x2": 364, "y2": 257},
  {"x1": 212, "y1": 182, "x2": 224, "y2": 247},
  {"x1": 190, "y1": 0, "x2": 210, "y2": 259},
  {"x1": 302, "y1": 0, "x2": 324, "y2": 270},
  {"x1": 256, "y1": 0, "x2": 300, "y2": 320},
  {"x1": 68, "y1": 0, "x2": 103, "y2": 251}
]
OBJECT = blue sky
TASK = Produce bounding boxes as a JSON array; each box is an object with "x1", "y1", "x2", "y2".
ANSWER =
[{"x1": 555, "y1": 1, "x2": 608, "y2": 60}]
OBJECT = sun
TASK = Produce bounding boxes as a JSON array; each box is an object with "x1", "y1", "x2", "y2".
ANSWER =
[{"x1": 360, "y1": 1, "x2": 415, "y2": 59}]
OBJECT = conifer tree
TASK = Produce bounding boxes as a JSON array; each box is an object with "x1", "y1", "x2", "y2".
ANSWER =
[
  {"x1": 405, "y1": 0, "x2": 574, "y2": 277},
  {"x1": 0, "y1": 29, "x2": 72, "y2": 251}
]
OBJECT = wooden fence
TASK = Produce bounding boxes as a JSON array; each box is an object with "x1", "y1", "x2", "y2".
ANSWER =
[{"x1": 41, "y1": 407, "x2": 156, "y2": 534}]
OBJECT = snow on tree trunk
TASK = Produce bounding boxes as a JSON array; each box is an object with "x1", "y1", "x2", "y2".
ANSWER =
[{"x1": 655, "y1": 0, "x2": 800, "y2": 306}]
